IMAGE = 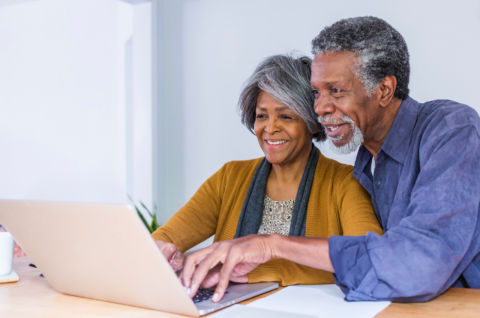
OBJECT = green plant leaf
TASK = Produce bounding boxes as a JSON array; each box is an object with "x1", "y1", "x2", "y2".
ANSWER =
[
  {"x1": 151, "y1": 215, "x2": 160, "y2": 232},
  {"x1": 128, "y1": 195, "x2": 160, "y2": 233},
  {"x1": 135, "y1": 206, "x2": 152, "y2": 233},
  {"x1": 140, "y1": 201, "x2": 154, "y2": 218}
]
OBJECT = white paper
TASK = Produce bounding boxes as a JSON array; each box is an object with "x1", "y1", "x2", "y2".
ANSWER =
[
  {"x1": 211, "y1": 305, "x2": 316, "y2": 318},
  {"x1": 247, "y1": 284, "x2": 391, "y2": 318}
]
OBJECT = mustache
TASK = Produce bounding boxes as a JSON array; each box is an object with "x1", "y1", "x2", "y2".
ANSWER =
[{"x1": 317, "y1": 115, "x2": 355, "y2": 125}]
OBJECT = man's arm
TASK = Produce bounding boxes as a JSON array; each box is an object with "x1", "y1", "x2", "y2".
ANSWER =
[
  {"x1": 330, "y1": 124, "x2": 480, "y2": 302},
  {"x1": 181, "y1": 125, "x2": 480, "y2": 303},
  {"x1": 180, "y1": 234, "x2": 333, "y2": 302}
]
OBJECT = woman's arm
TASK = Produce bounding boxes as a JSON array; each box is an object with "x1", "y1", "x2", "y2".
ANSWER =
[
  {"x1": 179, "y1": 168, "x2": 382, "y2": 301},
  {"x1": 334, "y1": 167, "x2": 383, "y2": 236},
  {"x1": 152, "y1": 164, "x2": 227, "y2": 260}
]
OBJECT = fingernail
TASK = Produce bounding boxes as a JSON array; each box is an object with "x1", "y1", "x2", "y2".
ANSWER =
[
  {"x1": 212, "y1": 293, "x2": 219, "y2": 302},
  {"x1": 187, "y1": 288, "x2": 191, "y2": 296},
  {"x1": 169, "y1": 259, "x2": 173, "y2": 264}
]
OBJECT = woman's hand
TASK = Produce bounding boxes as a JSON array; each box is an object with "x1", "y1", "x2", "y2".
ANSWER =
[
  {"x1": 179, "y1": 234, "x2": 275, "y2": 302},
  {"x1": 155, "y1": 240, "x2": 185, "y2": 272}
]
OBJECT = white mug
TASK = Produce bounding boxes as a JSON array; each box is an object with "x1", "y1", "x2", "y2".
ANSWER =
[{"x1": 0, "y1": 232, "x2": 14, "y2": 276}]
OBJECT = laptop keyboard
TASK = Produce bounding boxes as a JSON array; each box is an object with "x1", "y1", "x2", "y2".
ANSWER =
[{"x1": 193, "y1": 288, "x2": 229, "y2": 304}]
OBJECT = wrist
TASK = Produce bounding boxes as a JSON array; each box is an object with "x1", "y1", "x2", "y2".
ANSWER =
[{"x1": 266, "y1": 233, "x2": 285, "y2": 259}]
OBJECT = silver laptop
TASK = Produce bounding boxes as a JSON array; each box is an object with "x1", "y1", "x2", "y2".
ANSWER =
[{"x1": 0, "y1": 200, "x2": 278, "y2": 316}]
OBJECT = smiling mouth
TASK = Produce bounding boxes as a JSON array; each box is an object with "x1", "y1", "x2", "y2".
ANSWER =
[
  {"x1": 322, "y1": 123, "x2": 349, "y2": 140},
  {"x1": 326, "y1": 125, "x2": 343, "y2": 132},
  {"x1": 266, "y1": 140, "x2": 288, "y2": 145}
]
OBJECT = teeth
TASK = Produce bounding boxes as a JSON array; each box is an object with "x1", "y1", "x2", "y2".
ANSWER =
[
  {"x1": 267, "y1": 140, "x2": 287, "y2": 145},
  {"x1": 328, "y1": 126, "x2": 340, "y2": 132}
]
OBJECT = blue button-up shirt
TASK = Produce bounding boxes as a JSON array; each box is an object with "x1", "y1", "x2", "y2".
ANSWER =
[{"x1": 329, "y1": 97, "x2": 480, "y2": 302}]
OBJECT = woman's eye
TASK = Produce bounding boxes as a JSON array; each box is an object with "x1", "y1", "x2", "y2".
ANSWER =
[
  {"x1": 280, "y1": 114, "x2": 293, "y2": 120},
  {"x1": 256, "y1": 114, "x2": 266, "y2": 119}
]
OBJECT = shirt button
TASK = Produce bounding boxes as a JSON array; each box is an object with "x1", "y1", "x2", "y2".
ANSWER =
[{"x1": 376, "y1": 181, "x2": 381, "y2": 187}]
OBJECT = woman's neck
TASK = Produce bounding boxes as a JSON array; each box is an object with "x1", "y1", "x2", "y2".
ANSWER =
[{"x1": 266, "y1": 144, "x2": 312, "y2": 201}]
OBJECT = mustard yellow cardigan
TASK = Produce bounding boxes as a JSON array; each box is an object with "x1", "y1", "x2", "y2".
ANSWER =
[{"x1": 152, "y1": 150, "x2": 383, "y2": 286}]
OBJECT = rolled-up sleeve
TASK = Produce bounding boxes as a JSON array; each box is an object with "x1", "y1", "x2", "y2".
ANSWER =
[{"x1": 329, "y1": 124, "x2": 480, "y2": 302}]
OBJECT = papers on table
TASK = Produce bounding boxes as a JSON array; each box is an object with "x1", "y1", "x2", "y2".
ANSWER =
[
  {"x1": 247, "y1": 284, "x2": 391, "y2": 318},
  {"x1": 211, "y1": 304, "x2": 316, "y2": 318}
]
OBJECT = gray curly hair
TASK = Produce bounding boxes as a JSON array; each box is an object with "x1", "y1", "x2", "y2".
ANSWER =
[
  {"x1": 311, "y1": 16, "x2": 410, "y2": 100},
  {"x1": 238, "y1": 54, "x2": 325, "y2": 142}
]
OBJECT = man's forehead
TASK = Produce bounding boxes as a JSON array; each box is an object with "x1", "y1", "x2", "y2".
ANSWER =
[{"x1": 311, "y1": 52, "x2": 357, "y2": 85}]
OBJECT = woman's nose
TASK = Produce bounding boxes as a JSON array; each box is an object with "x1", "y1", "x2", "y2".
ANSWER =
[{"x1": 265, "y1": 118, "x2": 280, "y2": 134}]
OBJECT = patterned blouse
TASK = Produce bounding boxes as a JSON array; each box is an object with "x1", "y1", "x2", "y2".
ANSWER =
[{"x1": 257, "y1": 195, "x2": 294, "y2": 236}]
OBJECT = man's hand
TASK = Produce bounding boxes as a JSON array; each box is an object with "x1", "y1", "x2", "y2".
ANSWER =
[
  {"x1": 179, "y1": 234, "x2": 275, "y2": 302},
  {"x1": 179, "y1": 234, "x2": 333, "y2": 302},
  {"x1": 155, "y1": 240, "x2": 185, "y2": 272}
]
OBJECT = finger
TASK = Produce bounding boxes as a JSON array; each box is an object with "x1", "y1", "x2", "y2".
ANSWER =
[
  {"x1": 228, "y1": 274, "x2": 248, "y2": 283},
  {"x1": 201, "y1": 270, "x2": 220, "y2": 289},
  {"x1": 156, "y1": 241, "x2": 176, "y2": 261},
  {"x1": 170, "y1": 251, "x2": 185, "y2": 272},
  {"x1": 180, "y1": 245, "x2": 216, "y2": 290},
  {"x1": 200, "y1": 263, "x2": 223, "y2": 288},
  {"x1": 189, "y1": 249, "x2": 226, "y2": 298},
  {"x1": 212, "y1": 250, "x2": 240, "y2": 302}
]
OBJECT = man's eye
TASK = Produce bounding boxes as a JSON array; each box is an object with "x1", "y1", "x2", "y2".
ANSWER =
[
  {"x1": 331, "y1": 88, "x2": 341, "y2": 93},
  {"x1": 312, "y1": 89, "x2": 320, "y2": 95}
]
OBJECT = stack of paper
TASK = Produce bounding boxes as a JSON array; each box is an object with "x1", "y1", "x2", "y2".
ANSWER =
[
  {"x1": 211, "y1": 305, "x2": 316, "y2": 318},
  {"x1": 247, "y1": 284, "x2": 391, "y2": 318}
]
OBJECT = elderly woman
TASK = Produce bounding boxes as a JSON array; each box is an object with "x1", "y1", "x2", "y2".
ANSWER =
[{"x1": 152, "y1": 54, "x2": 382, "y2": 287}]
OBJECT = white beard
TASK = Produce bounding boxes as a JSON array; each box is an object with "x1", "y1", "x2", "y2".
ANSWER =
[{"x1": 318, "y1": 115, "x2": 364, "y2": 155}]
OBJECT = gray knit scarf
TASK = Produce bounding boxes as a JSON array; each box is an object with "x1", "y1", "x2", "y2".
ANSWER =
[{"x1": 234, "y1": 146, "x2": 319, "y2": 238}]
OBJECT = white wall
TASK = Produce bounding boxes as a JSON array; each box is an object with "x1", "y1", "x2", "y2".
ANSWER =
[
  {"x1": 0, "y1": 0, "x2": 124, "y2": 203},
  {"x1": 2, "y1": 0, "x2": 479, "y2": 222},
  {"x1": 179, "y1": 0, "x2": 480, "y2": 202},
  {"x1": 119, "y1": 0, "x2": 154, "y2": 212},
  {"x1": 0, "y1": 0, "x2": 152, "y2": 207}
]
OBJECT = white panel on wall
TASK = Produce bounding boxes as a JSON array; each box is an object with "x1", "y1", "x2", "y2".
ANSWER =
[
  {"x1": 0, "y1": 0, "x2": 125, "y2": 203},
  {"x1": 132, "y1": 2, "x2": 153, "y2": 212},
  {"x1": 118, "y1": 0, "x2": 153, "y2": 213},
  {"x1": 0, "y1": 0, "x2": 153, "y2": 206}
]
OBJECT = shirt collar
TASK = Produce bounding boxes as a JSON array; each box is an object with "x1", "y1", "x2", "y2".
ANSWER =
[
  {"x1": 353, "y1": 97, "x2": 419, "y2": 178},
  {"x1": 380, "y1": 97, "x2": 419, "y2": 165}
]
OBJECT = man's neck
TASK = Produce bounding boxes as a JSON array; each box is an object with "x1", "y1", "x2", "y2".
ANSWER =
[{"x1": 363, "y1": 98, "x2": 403, "y2": 160}]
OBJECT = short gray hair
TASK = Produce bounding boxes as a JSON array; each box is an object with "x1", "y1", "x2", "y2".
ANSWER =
[
  {"x1": 311, "y1": 16, "x2": 410, "y2": 100},
  {"x1": 238, "y1": 54, "x2": 325, "y2": 141}
]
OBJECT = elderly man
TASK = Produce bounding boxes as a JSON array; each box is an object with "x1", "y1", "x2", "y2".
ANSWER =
[{"x1": 180, "y1": 16, "x2": 480, "y2": 303}]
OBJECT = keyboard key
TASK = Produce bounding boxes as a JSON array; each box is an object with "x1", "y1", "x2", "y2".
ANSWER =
[{"x1": 193, "y1": 288, "x2": 229, "y2": 303}]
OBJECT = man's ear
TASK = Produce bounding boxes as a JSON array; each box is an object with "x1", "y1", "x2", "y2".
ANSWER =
[{"x1": 378, "y1": 75, "x2": 397, "y2": 108}]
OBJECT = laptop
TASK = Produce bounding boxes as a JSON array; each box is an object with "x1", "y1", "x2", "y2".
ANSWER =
[{"x1": 0, "y1": 200, "x2": 278, "y2": 316}]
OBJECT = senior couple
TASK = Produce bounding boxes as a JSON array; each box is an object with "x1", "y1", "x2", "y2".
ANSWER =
[{"x1": 153, "y1": 16, "x2": 480, "y2": 303}]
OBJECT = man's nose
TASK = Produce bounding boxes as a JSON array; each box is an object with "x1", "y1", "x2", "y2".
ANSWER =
[{"x1": 314, "y1": 95, "x2": 335, "y2": 117}]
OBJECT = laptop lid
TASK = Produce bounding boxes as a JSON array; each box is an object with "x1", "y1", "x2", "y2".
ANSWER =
[{"x1": 0, "y1": 200, "x2": 200, "y2": 316}]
